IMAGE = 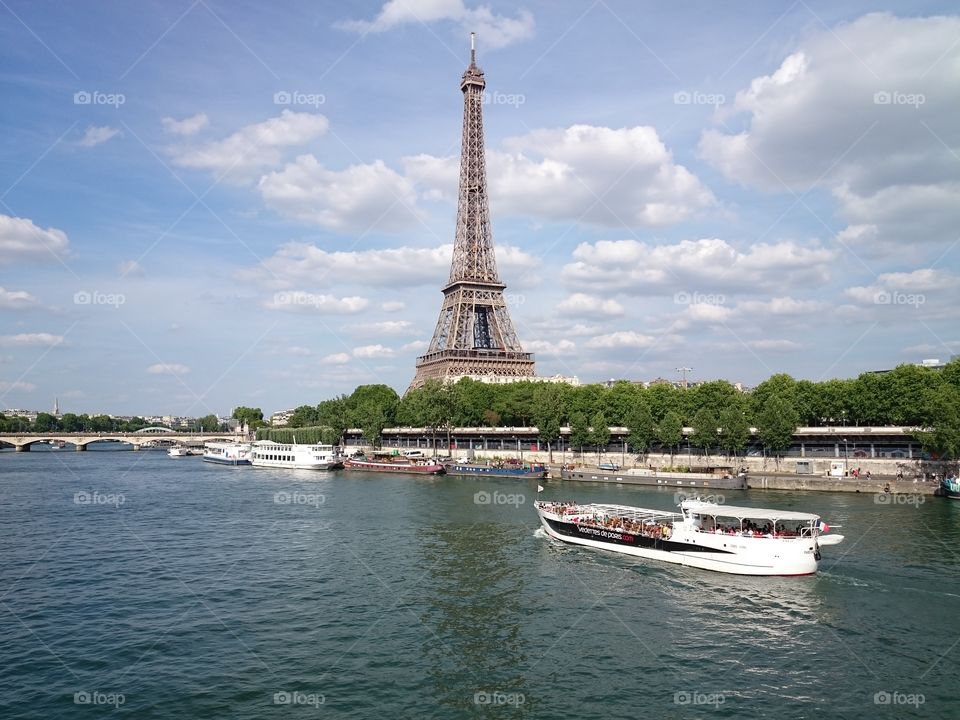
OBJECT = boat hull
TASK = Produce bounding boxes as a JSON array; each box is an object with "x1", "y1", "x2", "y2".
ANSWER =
[
  {"x1": 445, "y1": 464, "x2": 547, "y2": 479},
  {"x1": 251, "y1": 459, "x2": 343, "y2": 470},
  {"x1": 537, "y1": 511, "x2": 818, "y2": 576},
  {"x1": 560, "y1": 468, "x2": 747, "y2": 489},
  {"x1": 202, "y1": 456, "x2": 251, "y2": 466}
]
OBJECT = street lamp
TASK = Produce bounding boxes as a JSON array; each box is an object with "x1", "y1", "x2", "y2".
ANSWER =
[{"x1": 843, "y1": 437, "x2": 849, "y2": 475}]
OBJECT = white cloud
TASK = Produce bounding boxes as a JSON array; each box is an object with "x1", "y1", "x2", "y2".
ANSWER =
[
  {"x1": 0, "y1": 333, "x2": 64, "y2": 347},
  {"x1": 167, "y1": 110, "x2": 328, "y2": 179},
  {"x1": 562, "y1": 238, "x2": 835, "y2": 294},
  {"x1": 0, "y1": 214, "x2": 69, "y2": 264},
  {"x1": 746, "y1": 339, "x2": 803, "y2": 351},
  {"x1": 0, "y1": 287, "x2": 39, "y2": 310},
  {"x1": 349, "y1": 320, "x2": 416, "y2": 336},
  {"x1": 556, "y1": 293, "x2": 624, "y2": 317},
  {"x1": 0, "y1": 380, "x2": 35, "y2": 392},
  {"x1": 162, "y1": 113, "x2": 209, "y2": 136},
  {"x1": 525, "y1": 338, "x2": 576, "y2": 356},
  {"x1": 79, "y1": 125, "x2": 120, "y2": 147},
  {"x1": 338, "y1": 0, "x2": 534, "y2": 49},
  {"x1": 353, "y1": 344, "x2": 395, "y2": 359},
  {"x1": 401, "y1": 339, "x2": 429, "y2": 353},
  {"x1": 320, "y1": 352, "x2": 352, "y2": 365},
  {"x1": 382, "y1": 300, "x2": 406, "y2": 312},
  {"x1": 845, "y1": 269, "x2": 956, "y2": 305},
  {"x1": 699, "y1": 13, "x2": 960, "y2": 250},
  {"x1": 586, "y1": 331, "x2": 658, "y2": 349},
  {"x1": 241, "y1": 242, "x2": 537, "y2": 289},
  {"x1": 407, "y1": 124, "x2": 714, "y2": 227},
  {"x1": 258, "y1": 155, "x2": 422, "y2": 232},
  {"x1": 146, "y1": 363, "x2": 190, "y2": 375},
  {"x1": 265, "y1": 291, "x2": 369, "y2": 314}
]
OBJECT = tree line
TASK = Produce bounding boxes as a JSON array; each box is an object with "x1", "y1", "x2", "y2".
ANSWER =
[
  {"x1": 0, "y1": 412, "x2": 226, "y2": 433},
  {"x1": 271, "y1": 359, "x2": 960, "y2": 460}
]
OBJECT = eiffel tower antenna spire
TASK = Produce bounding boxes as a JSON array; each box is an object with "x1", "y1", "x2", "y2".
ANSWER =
[{"x1": 408, "y1": 34, "x2": 536, "y2": 391}]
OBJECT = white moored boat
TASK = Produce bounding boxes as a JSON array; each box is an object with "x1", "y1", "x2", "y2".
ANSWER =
[
  {"x1": 250, "y1": 441, "x2": 344, "y2": 470},
  {"x1": 535, "y1": 498, "x2": 844, "y2": 576},
  {"x1": 202, "y1": 442, "x2": 253, "y2": 466}
]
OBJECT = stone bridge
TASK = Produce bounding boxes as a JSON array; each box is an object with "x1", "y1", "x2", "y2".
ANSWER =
[{"x1": 0, "y1": 432, "x2": 246, "y2": 451}]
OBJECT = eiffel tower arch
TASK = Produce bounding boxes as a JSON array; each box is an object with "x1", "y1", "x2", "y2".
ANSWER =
[{"x1": 408, "y1": 34, "x2": 536, "y2": 392}]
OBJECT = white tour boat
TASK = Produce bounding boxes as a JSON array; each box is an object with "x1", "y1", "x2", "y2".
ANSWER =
[
  {"x1": 535, "y1": 497, "x2": 844, "y2": 576},
  {"x1": 250, "y1": 441, "x2": 344, "y2": 470},
  {"x1": 202, "y1": 442, "x2": 253, "y2": 466},
  {"x1": 168, "y1": 445, "x2": 200, "y2": 457}
]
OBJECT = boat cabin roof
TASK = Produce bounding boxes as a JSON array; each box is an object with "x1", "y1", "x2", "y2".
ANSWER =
[
  {"x1": 575, "y1": 503, "x2": 681, "y2": 522},
  {"x1": 682, "y1": 501, "x2": 819, "y2": 522}
]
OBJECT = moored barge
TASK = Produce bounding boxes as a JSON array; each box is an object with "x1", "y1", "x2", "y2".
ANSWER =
[
  {"x1": 560, "y1": 466, "x2": 747, "y2": 489},
  {"x1": 345, "y1": 455, "x2": 445, "y2": 475}
]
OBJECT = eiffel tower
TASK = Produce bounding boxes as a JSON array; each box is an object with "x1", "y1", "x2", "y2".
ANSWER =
[{"x1": 409, "y1": 34, "x2": 536, "y2": 392}]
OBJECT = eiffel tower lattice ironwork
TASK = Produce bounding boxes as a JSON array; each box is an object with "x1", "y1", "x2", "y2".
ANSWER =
[{"x1": 409, "y1": 34, "x2": 535, "y2": 392}]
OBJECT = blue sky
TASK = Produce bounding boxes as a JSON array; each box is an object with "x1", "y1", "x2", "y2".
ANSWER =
[{"x1": 1, "y1": 0, "x2": 959, "y2": 417}]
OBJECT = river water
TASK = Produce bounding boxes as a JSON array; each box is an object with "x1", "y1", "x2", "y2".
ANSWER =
[{"x1": 0, "y1": 447, "x2": 957, "y2": 718}]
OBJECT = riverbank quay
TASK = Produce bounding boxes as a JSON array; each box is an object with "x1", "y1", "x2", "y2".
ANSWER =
[
  {"x1": 375, "y1": 445, "x2": 930, "y2": 479},
  {"x1": 539, "y1": 464, "x2": 938, "y2": 495}
]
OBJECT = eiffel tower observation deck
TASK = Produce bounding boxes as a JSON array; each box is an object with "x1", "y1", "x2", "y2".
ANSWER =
[{"x1": 409, "y1": 34, "x2": 536, "y2": 392}]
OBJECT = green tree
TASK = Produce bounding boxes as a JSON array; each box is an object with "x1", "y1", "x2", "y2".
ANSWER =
[
  {"x1": 532, "y1": 384, "x2": 565, "y2": 462},
  {"x1": 317, "y1": 396, "x2": 349, "y2": 444},
  {"x1": 625, "y1": 403, "x2": 655, "y2": 457},
  {"x1": 59, "y1": 413, "x2": 82, "y2": 432},
  {"x1": 657, "y1": 410, "x2": 684, "y2": 462},
  {"x1": 604, "y1": 382, "x2": 640, "y2": 426},
  {"x1": 197, "y1": 414, "x2": 219, "y2": 432},
  {"x1": 288, "y1": 404, "x2": 320, "y2": 428},
  {"x1": 750, "y1": 374, "x2": 798, "y2": 419},
  {"x1": 89, "y1": 414, "x2": 115, "y2": 432},
  {"x1": 588, "y1": 410, "x2": 611, "y2": 463},
  {"x1": 718, "y1": 406, "x2": 750, "y2": 457},
  {"x1": 232, "y1": 406, "x2": 265, "y2": 429},
  {"x1": 756, "y1": 396, "x2": 799, "y2": 459},
  {"x1": 915, "y1": 384, "x2": 960, "y2": 460},
  {"x1": 342, "y1": 384, "x2": 399, "y2": 448},
  {"x1": 569, "y1": 412, "x2": 590, "y2": 456},
  {"x1": 33, "y1": 412, "x2": 59, "y2": 432},
  {"x1": 690, "y1": 407, "x2": 718, "y2": 455},
  {"x1": 646, "y1": 383, "x2": 683, "y2": 422}
]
